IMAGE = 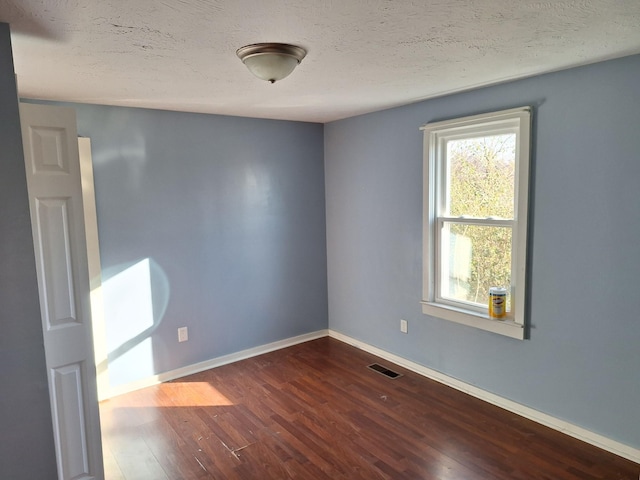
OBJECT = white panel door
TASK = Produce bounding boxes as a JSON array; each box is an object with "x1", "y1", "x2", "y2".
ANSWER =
[{"x1": 20, "y1": 103, "x2": 104, "y2": 480}]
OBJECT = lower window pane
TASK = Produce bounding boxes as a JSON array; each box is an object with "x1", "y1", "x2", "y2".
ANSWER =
[{"x1": 440, "y1": 223, "x2": 512, "y2": 309}]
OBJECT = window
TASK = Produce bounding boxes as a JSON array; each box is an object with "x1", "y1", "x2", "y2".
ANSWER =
[{"x1": 421, "y1": 107, "x2": 531, "y2": 339}]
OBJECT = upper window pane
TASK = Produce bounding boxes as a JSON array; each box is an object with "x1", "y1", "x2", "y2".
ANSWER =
[{"x1": 446, "y1": 134, "x2": 516, "y2": 219}]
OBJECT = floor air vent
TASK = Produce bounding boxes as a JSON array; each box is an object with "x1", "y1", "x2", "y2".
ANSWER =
[{"x1": 368, "y1": 363, "x2": 402, "y2": 379}]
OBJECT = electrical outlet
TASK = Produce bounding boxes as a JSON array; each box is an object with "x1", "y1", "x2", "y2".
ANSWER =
[
  {"x1": 400, "y1": 319, "x2": 408, "y2": 334},
  {"x1": 178, "y1": 327, "x2": 188, "y2": 342}
]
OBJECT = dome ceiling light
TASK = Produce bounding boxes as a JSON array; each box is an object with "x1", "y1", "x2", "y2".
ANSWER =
[{"x1": 236, "y1": 43, "x2": 307, "y2": 84}]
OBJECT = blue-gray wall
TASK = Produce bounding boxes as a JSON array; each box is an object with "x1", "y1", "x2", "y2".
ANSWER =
[
  {"x1": 0, "y1": 23, "x2": 57, "y2": 479},
  {"x1": 325, "y1": 54, "x2": 640, "y2": 449},
  {"x1": 64, "y1": 104, "x2": 328, "y2": 386}
]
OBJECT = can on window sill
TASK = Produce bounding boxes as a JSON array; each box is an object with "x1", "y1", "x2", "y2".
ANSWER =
[{"x1": 489, "y1": 287, "x2": 507, "y2": 319}]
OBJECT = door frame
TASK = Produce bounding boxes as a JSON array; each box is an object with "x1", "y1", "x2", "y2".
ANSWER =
[{"x1": 79, "y1": 137, "x2": 110, "y2": 401}]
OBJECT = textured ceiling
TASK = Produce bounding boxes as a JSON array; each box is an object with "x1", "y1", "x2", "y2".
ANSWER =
[{"x1": 2, "y1": 0, "x2": 640, "y2": 123}]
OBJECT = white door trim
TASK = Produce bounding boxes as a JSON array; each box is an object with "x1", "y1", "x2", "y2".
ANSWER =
[{"x1": 79, "y1": 137, "x2": 109, "y2": 401}]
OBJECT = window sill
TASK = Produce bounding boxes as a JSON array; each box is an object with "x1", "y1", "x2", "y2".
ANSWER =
[{"x1": 421, "y1": 301, "x2": 525, "y2": 340}]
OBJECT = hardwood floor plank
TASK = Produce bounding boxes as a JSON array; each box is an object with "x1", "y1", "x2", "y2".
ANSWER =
[
  {"x1": 101, "y1": 443, "x2": 126, "y2": 480},
  {"x1": 106, "y1": 432, "x2": 171, "y2": 480},
  {"x1": 100, "y1": 337, "x2": 639, "y2": 479}
]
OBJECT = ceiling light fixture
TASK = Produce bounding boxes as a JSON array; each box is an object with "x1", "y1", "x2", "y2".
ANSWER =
[{"x1": 236, "y1": 43, "x2": 307, "y2": 84}]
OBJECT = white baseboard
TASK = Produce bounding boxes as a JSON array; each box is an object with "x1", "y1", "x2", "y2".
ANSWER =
[
  {"x1": 105, "y1": 329, "x2": 329, "y2": 399},
  {"x1": 328, "y1": 329, "x2": 640, "y2": 464}
]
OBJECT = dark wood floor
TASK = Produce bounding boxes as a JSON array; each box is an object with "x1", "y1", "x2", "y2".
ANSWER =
[{"x1": 100, "y1": 337, "x2": 639, "y2": 479}]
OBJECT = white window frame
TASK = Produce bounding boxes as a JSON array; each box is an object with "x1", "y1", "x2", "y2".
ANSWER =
[{"x1": 421, "y1": 107, "x2": 531, "y2": 340}]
